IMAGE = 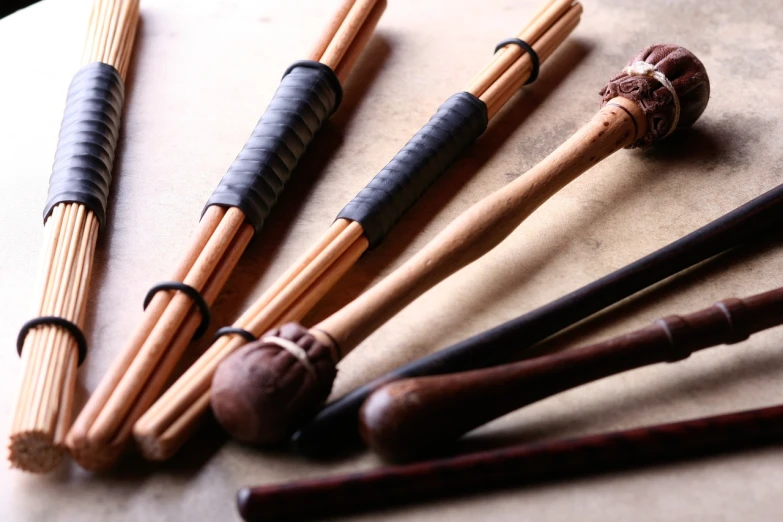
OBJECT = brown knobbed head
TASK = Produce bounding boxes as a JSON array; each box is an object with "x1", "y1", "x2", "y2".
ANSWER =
[
  {"x1": 600, "y1": 44, "x2": 710, "y2": 148},
  {"x1": 211, "y1": 323, "x2": 338, "y2": 445}
]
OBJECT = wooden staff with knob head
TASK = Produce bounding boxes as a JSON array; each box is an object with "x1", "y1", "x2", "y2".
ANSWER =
[
  {"x1": 133, "y1": 0, "x2": 582, "y2": 461},
  {"x1": 8, "y1": 0, "x2": 139, "y2": 474},
  {"x1": 66, "y1": 0, "x2": 386, "y2": 471},
  {"x1": 360, "y1": 286, "x2": 783, "y2": 461},
  {"x1": 210, "y1": 44, "x2": 710, "y2": 446}
]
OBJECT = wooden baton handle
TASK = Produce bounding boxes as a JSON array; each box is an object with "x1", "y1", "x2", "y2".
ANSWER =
[
  {"x1": 360, "y1": 287, "x2": 783, "y2": 461},
  {"x1": 313, "y1": 96, "x2": 648, "y2": 355}
]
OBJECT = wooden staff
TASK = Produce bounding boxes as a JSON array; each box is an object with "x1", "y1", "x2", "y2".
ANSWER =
[
  {"x1": 360, "y1": 287, "x2": 783, "y2": 460},
  {"x1": 134, "y1": 0, "x2": 582, "y2": 460},
  {"x1": 66, "y1": 0, "x2": 386, "y2": 471},
  {"x1": 293, "y1": 181, "x2": 783, "y2": 457},
  {"x1": 8, "y1": 0, "x2": 139, "y2": 474},
  {"x1": 209, "y1": 43, "x2": 711, "y2": 446},
  {"x1": 238, "y1": 402, "x2": 783, "y2": 521}
]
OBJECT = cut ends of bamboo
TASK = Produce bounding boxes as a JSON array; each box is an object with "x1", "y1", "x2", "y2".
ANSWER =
[{"x1": 9, "y1": 0, "x2": 140, "y2": 474}]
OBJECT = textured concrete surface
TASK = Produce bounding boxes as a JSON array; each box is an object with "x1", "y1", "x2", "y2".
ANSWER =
[{"x1": 1, "y1": 0, "x2": 783, "y2": 520}]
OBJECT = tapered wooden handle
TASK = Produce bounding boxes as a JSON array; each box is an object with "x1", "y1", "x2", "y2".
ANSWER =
[
  {"x1": 360, "y1": 287, "x2": 783, "y2": 461},
  {"x1": 316, "y1": 96, "x2": 647, "y2": 355}
]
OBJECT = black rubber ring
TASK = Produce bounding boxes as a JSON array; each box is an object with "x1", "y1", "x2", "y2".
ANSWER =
[
  {"x1": 17, "y1": 316, "x2": 88, "y2": 365},
  {"x1": 143, "y1": 282, "x2": 211, "y2": 339},
  {"x1": 211, "y1": 326, "x2": 257, "y2": 344},
  {"x1": 494, "y1": 38, "x2": 540, "y2": 85},
  {"x1": 282, "y1": 60, "x2": 343, "y2": 114}
]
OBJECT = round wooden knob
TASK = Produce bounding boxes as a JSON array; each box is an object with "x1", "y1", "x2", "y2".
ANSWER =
[
  {"x1": 600, "y1": 44, "x2": 710, "y2": 147},
  {"x1": 211, "y1": 323, "x2": 337, "y2": 445}
]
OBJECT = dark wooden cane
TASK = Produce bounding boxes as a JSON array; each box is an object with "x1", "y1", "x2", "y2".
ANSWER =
[
  {"x1": 359, "y1": 287, "x2": 783, "y2": 461},
  {"x1": 241, "y1": 403, "x2": 783, "y2": 521},
  {"x1": 293, "y1": 182, "x2": 783, "y2": 456}
]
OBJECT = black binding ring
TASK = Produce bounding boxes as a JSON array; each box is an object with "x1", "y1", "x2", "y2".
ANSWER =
[
  {"x1": 211, "y1": 326, "x2": 257, "y2": 344},
  {"x1": 143, "y1": 282, "x2": 211, "y2": 339},
  {"x1": 282, "y1": 60, "x2": 344, "y2": 115},
  {"x1": 494, "y1": 38, "x2": 540, "y2": 85},
  {"x1": 17, "y1": 316, "x2": 88, "y2": 365}
]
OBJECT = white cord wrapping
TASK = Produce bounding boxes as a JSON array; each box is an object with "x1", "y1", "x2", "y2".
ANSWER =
[
  {"x1": 623, "y1": 61, "x2": 681, "y2": 138},
  {"x1": 261, "y1": 335, "x2": 319, "y2": 382}
]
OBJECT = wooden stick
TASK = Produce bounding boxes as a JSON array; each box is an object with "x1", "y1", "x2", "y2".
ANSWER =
[
  {"x1": 138, "y1": 0, "x2": 580, "y2": 457},
  {"x1": 307, "y1": 0, "x2": 357, "y2": 62},
  {"x1": 239, "y1": 402, "x2": 783, "y2": 521},
  {"x1": 361, "y1": 288, "x2": 783, "y2": 461},
  {"x1": 466, "y1": 0, "x2": 575, "y2": 97},
  {"x1": 335, "y1": 0, "x2": 386, "y2": 84},
  {"x1": 320, "y1": 0, "x2": 380, "y2": 70}
]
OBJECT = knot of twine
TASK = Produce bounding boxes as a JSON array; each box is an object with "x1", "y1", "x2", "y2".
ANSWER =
[
  {"x1": 623, "y1": 61, "x2": 681, "y2": 138},
  {"x1": 261, "y1": 335, "x2": 320, "y2": 382}
]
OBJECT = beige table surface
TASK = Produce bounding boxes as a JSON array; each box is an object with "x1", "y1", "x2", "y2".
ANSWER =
[{"x1": 2, "y1": 0, "x2": 783, "y2": 520}]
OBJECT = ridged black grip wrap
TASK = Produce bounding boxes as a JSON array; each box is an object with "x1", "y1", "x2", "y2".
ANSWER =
[
  {"x1": 203, "y1": 61, "x2": 342, "y2": 232},
  {"x1": 336, "y1": 92, "x2": 488, "y2": 247},
  {"x1": 43, "y1": 62, "x2": 124, "y2": 229}
]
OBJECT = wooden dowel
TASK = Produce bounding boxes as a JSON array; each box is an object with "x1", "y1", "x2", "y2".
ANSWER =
[
  {"x1": 307, "y1": 0, "x2": 357, "y2": 62},
  {"x1": 465, "y1": 0, "x2": 574, "y2": 97},
  {"x1": 319, "y1": 0, "x2": 380, "y2": 70},
  {"x1": 334, "y1": 0, "x2": 386, "y2": 84}
]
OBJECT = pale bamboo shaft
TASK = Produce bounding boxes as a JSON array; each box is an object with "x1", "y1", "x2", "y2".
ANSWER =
[
  {"x1": 481, "y1": 4, "x2": 582, "y2": 118},
  {"x1": 466, "y1": 0, "x2": 575, "y2": 97},
  {"x1": 335, "y1": 0, "x2": 386, "y2": 83},
  {"x1": 315, "y1": 97, "x2": 647, "y2": 355},
  {"x1": 9, "y1": 0, "x2": 139, "y2": 474}
]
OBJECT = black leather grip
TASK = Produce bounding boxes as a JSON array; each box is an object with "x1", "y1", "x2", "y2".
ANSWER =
[
  {"x1": 336, "y1": 92, "x2": 488, "y2": 247},
  {"x1": 203, "y1": 61, "x2": 342, "y2": 232},
  {"x1": 43, "y1": 62, "x2": 125, "y2": 229}
]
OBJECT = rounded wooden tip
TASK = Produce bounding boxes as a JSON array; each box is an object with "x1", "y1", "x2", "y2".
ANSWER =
[
  {"x1": 236, "y1": 487, "x2": 254, "y2": 521},
  {"x1": 8, "y1": 432, "x2": 65, "y2": 473},
  {"x1": 601, "y1": 44, "x2": 710, "y2": 147},
  {"x1": 211, "y1": 323, "x2": 337, "y2": 445},
  {"x1": 359, "y1": 378, "x2": 460, "y2": 462}
]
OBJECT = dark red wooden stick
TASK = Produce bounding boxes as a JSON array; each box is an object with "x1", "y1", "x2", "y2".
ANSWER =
[
  {"x1": 359, "y1": 288, "x2": 783, "y2": 461},
  {"x1": 239, "y1": 403, "x2": 783, "y2": 521}
]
